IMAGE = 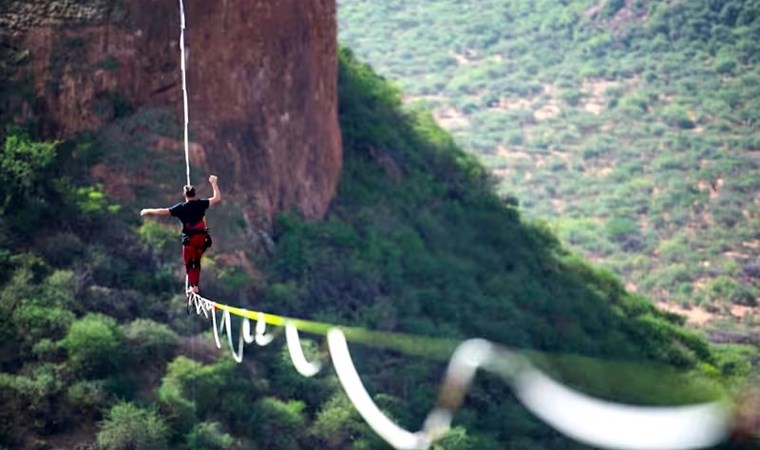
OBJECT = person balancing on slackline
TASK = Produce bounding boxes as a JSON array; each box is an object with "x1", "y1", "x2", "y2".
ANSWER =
[{"x1": 140, "y1": 175, "x2": 221, "y2": 294}]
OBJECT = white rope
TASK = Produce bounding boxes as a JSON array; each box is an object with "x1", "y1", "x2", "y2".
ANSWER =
[
  {"x1": 188, "y1": 290, "x2": 731, "y2": 450},
  {"x1": 178, "y1": 0, "x2": 191, "y2": 186}
]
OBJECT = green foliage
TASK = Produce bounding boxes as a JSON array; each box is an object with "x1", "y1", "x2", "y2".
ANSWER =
[
  {"x1": 309, "y1": 392, "x2": 376, "y2": 450},
  {"x1": 185, "y1": 421, "x2": 236, "y2": 450},
  {"x1": 559, "y1": 88, "x2": 585, "y2": 107},
  {"x1": 338, "y1": 0, "x2": 760, "y2": 318},
  {"x1": 96, "y1": 402, "x2": 169, "y2": 450},
  {"x1": 0, "y1": 268, "x2": 81, "y2": 364},
  {"x1": 232, "y1": 49, "x2": 736, "y2": 449},
  {"x1": 155, "y1": 357, "x2": 198, "y2": 436},
  {"x1": 431, "y1": 426, "x2": 501, "y2": 450},
  {"x1": 661, "y1": 104, "x2": 695, "y2": 129},
  {"x1": 64, "y1": 313, "x2": 125, "y2": 378},
  {"x1": 604, "y1": 217, "x2": 639, "y2": 243},
  {"x1": 75, "y1": 185, "x2": 120, "y2": 215},
  {"x1": 710, "y1": 344, "x2": 758, "y2": 381},
  {"x1": 602, "y1": 0, "x2": 626, "y2": 18},
  {"x1": 122, "y1": 319, "x2": 179, "y2": 364},
  {"x1": 66, "y1": 380, "x2": 108, "y2": 416},
  {"x1": 705, "y1": 276, "x2": 756, "y2": 306},
  {"x1": 0, "y1": 364, "x2": 67, "y2": 445},
  {"x1": 0, "y1": 129, "x2": 57, "y2": 210},
  {"x1": 157, "y1": 356, "x2": 265, "y2": 437},
  {"x1": 250, "y1": 397, "x2": 305, "y2": 449}
]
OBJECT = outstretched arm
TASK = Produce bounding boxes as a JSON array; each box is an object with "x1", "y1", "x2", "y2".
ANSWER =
[
  {"x1": 208, "y1": 175, "x2": 221, "y2": 206},
  {"x1": 140, "y1": 208, "x2": 171, "y2": 216}
]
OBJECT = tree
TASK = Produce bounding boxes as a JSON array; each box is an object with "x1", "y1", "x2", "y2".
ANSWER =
[
  {"x1": 63, "y1": 314, "x2": 124, "y2": 378},
  {"x1": 96, "y1": 402, "x2": 169, "y2": 450},
  {"x1": 0, "y1": 130, "x2": 56, "y2": 211},
  {"x1": 185, "y1": 421, "x2": 236, "y2": 450}
]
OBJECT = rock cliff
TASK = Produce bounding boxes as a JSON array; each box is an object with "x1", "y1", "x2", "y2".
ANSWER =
[{"x1": 1, "y1": 0, "x2": 342, "y2": 226}]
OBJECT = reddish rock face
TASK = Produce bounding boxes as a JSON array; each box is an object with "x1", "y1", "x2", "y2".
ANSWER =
[{"x1": 5, "y1": 0, "x2": 342, "y2": 225}]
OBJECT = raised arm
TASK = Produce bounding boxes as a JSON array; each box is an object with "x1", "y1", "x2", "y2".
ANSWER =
[
  {"x1": 208, "y1": 174, "x2": 221, "y2": 206},
  {"x1": 140, "y1": 208, "x2": 171, "y2": 216}
]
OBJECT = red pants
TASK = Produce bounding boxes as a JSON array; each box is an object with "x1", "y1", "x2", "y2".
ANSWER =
[{"x1": 183, "y1": 234, "x2": 207, "y2": 287}]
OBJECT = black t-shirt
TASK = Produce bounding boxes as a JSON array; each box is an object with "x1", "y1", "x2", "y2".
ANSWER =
[{"x1": 169, "y1": 199, "x2": 210, "y2": 229}]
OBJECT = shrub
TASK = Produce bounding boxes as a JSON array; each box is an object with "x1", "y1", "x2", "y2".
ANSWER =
[
  {"x1": 96, "y1": 402, "x2": 169, "y2": 450},
  {"x1": 604, "y1": 217, "x2": 639, "y2": 243},
  {"x1": 0, "y1": 130, "x2": 57, "y2": 211},
  {"x1": 157, "y1": 356, "x2": 264, "y2": 436},
  {"x1": 714, "y1": 54, "x2": 738, "y2": 74},
  {"x1": 309, "y1": 393, "x2": 367, "y2": 449},
  {"x1": 705, "y1": 276, "x2": 756, "y2": 306},
  {"x1": 602, "y1": 0, "x2": 626, "y2": 18},
  {"x1": 122, "y1": 319, "x2": 179, "y2": 364},
  {"x1": 137, "y1": 220, "x2": 178, "y2": 265},
  {"x1": 185, "y1": 422, "x2": 236, "y2": 450},
  {"x1": 66, "y1": 380, "x2": 108, "y2": 416},
  {"x1": 13, "y1": 305, "x2": 74, "y2": 357},
  {"x1": 250, "y1": 397, "x2": 305, "y2": 449},
  {"x1": 661, "y1": 104, "x2": 695, "y2": 129},
  {"x1": 0, "y1": 364, "x2": 65, "y2": 443},
  {"x1": 155, "y1": 357, "x2": 199, "y2": 435},
  {"x1": 63, "y1": 314, "x2": 124, "y2": 378},
  {"x1": 559, "y1": 88, "x2": 585, "y2": 106}
]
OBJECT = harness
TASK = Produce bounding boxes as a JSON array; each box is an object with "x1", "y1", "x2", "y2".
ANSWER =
[{"x1": 182, "y1": 220, "x2": 212, "y2": 250}]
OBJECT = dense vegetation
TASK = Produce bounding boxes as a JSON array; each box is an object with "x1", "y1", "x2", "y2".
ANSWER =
[
  {"x1": 338, "y1": 0, "x2": 760, "y2": 332},
  {"x1": 0, "y1": 30, "x2": 757, "y2": 450}
]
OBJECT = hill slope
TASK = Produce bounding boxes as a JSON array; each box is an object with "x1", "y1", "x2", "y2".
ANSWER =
[{"x1": 337, "y1": 0, "x2": 760, "y2": 334}]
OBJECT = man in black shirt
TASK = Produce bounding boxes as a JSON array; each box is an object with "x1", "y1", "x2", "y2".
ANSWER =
[{"x1": 141, "y1": 175, "x2": 221, "y2": 294}]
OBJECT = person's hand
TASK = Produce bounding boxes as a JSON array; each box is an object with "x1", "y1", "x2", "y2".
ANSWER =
[
  {"x1": 140, "y1": 209, "x2": 148, "y2": 216},
  {"x1": 209, "y1": 175, "x2": 218, "y2": 184}
]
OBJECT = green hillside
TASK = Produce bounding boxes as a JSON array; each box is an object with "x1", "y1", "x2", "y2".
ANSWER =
[
  {"x1": 338, "y1": 0, "x2": 760, "y2": 333},
  {"x1": 0, "y1": 34, "x2": 757, "y2": 450}
]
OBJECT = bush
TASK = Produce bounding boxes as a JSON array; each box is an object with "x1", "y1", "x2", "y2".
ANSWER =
[
  {"x1": 705, "y1": 276, "x2": 756, "y2": 306},
  {"x1": 137, "y1": 220, "x2": 178, "y2": 265},
  {"x1": 559, "y1": 88, "x2": 585, "y2": 106},
  {"x1": 0, "y1": 364, "x2": 65, "y2": 444},
  {"x1": 185, "y1": 422, "x2": 236, "y2": 450},
  {"x1": 64, "y1": 314, "x2": 124, "y2": 378},
  {"x1": 66, "y1": 380, "x2": 108, "y2": 416},
  {"x1": 604, "y1": 217, "x2": 639, "y2": 243},
  {"x1": 0, "y1": 130, "x2": 57, "y2": 211},
  {"x1": 602, "y1": 0, "x2": 626, "y2": 18},
  {"x1": 714, "y1": 54, "x2": 738, "y2": 74},
  {"x1": 661, "y1": 104, "x2": 695, "y2": 129},
  {"x1": 122, "y1": 319, "x2": 179, "y2": 364},
  {"x1": 309, "y1": 393, "x2": 361, "y2": 449},
  {"x1": 13, "y1": 305, "x2": 74, "y2": 358},
  {"x1": 157, "y1": 356, "x2": 265, "y2": 436},
  {"x1": 96, "y1": 402, "x2": 169, "y2": 450},
  {"x1": 250, "y1": 397, "x2": 305, "y2": 449},
  {"x1": 155, "y1": 357, "x2": 199, "y2": 435}
]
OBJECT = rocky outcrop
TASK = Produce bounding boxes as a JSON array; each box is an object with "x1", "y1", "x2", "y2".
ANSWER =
[{"x1": 2, "y1": 0, "x2": 342, "y2": 225}]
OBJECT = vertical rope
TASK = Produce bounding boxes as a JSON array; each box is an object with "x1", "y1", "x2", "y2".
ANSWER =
[
  {"x1": 178, "y1": 0, "x2": 196, "y2": 433},
  {"x1": 179, "y1": 0, "x2": 191, "y2": 186}
]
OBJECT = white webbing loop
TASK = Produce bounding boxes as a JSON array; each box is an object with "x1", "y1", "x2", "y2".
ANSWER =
[
  {"x1": 255, "y1": 312, "x2": 274, "y2": 346},
  {"x1": 285, "y1": 323, "x2": 322, "y2": 377}
]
